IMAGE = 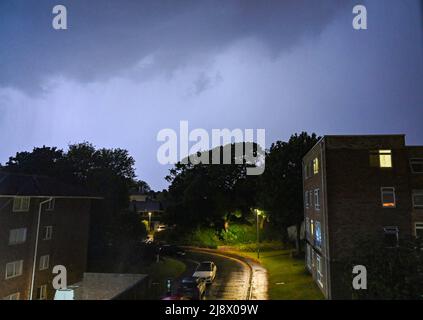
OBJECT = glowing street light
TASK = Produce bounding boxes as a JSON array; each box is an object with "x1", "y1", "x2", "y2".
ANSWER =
[
  {"x1": 148, "y1": 211, "x2": 152, "y2": 231},
  {"x1": 254, "y1": 209, "x2": 263, "y2": 259}
]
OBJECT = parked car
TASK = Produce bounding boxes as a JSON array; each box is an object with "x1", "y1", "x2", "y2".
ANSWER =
[
  {"x1": 160, "y1": 244, "x2": 186, "y2": 257},
  {"x1": 177, "y1": 277, "x2": 206, "y2": 300},
  {"x1": 192, "y1": 261, "x2": 217, "y2": 284}
]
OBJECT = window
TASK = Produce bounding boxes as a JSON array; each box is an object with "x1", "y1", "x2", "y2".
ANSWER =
[
  {"x1": 310, "y1": 219, "x2": 314, "y2": 238},
  {"x1": 12, "y1": 197, "x2": 30, "y2": 212},
  {"x1": 305, "y1": 217, "x2": 310, "y2": 239},
  {"x1": 305, "y1": 191, "x2": 309, "y2": 209},
  {"x1": 304, "y1": 164, "x2": 308, "y2": 179},
  {"x1": 315, "y1": 221, "x2": 322, "y2": 249},
  {"x1": 5, "y1": 260, "x2": 23, "y2": 279},
  {"x1": 370, "y1": 150, "x2": 392, "y2": 168},
  {"x1": 43, "y1": 226, "x2": 53, "y2": 240},
  {"x1": 37, "y1": 285, "x2": 47, "y2": 300},
  {"x1": 316, "y1": 254, "x2": 324, "y2": 287},
  {"x1": 46, "y1": 198, "x2": 55, "y2": 211},
  {"x1": 313, "y1": 158, "x2": 319, "y2": 175},
  {"x1": 384, "y1": 227, "x2": 399, "y2": 247},
  {"x1": 314, "y1": 189, "x2": 320, "y2": 210},
  {"x1": 306, "y1": 244, "x2": 312, "y2": 269},
  {"x1": 415, "y1": 223, "x2": 423, "y2": 238},
  {"x1": 4, "y1": 292, "x2": 20, "y2": 300},
  {"x1": 381, "y1": 187, "x2": 396, "y2": 208},
  {"x1": 410, "y1": 159, "x2": 423, "y2": 173},
  {"x1": 39, "y1": 255, "x2": 50, "y2": 271},
  {"x1": 9, "y1": 228, "x2": 27, "y2": 245},
  {"x1": 412, "y1": 190, "x2": 423, "y2": 208}
]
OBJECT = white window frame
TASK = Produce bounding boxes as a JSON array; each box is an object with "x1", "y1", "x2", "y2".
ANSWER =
[
  {"x1": 316, "y1": 254, "x2": 324, "y2": 288},
  {"x1": 381, "y1": 187, "x2": 396, "y2": 208},
  {"x1": 12, "y1": 197, "x2": 30, "y2": 212},
  {"x1": 410, "y1": 158, "x2": 423, "y2": 174},
  {"x1": 383, "y1": 226, "x2": 399, "y2": 247},
  {"x1": 46, "y1": 198, "x2": 55, "y2": 211},
  {"x1": 39, "y1": 255, "x2": 50, "y2": 271},
  {"x1": 43, "y1": 226, "x2": 53, "y2": 240},
  {"x1": 9, "y1": 228, "x2": 27, "y2": 245},
  {"x1": 412, "y1": 190, "x2": 423, "y2": 209},
  {"x1": 314, "y1": 189, "x2": 320, "y2": 210},
  {"x1": 305, "y1": 191, "x2": 309, "y2": 209},
  {"x1": 5, "y1": 260, "x2": 23, "y2": 279},
  {"x1": 4, "y1": 292, "x2": 20, "y2": 300},
  {"x1": 306, "y1": 244, "x2": 312, "y2": 269},
  {"x1": 37, "y1": 285, "x2": 47, "y2": 300},
  {"x1": 415, "y1": 222, "x2": 423, "y2": 238}
]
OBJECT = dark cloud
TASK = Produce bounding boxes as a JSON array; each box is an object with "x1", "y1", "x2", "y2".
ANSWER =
[{"x1": 0, "y1": 0, "x2": 353, "y2": 92}]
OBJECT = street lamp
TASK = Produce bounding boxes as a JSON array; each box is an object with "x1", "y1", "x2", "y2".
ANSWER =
[
  {"x1": 255, "y1": 209, "x2": 263, "y2": 259},
  {"x1": 148, "y1": 211, "x2": 152, "y2": 232}
]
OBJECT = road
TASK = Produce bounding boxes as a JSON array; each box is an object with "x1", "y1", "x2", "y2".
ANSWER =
[{"x1": 171, "y1": 248, "x2": 268, "y2": 300}]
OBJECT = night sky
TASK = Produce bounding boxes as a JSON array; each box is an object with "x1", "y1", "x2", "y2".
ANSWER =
[{"x1": 1, "y1": 0, "x2": 422, "y2": 190}]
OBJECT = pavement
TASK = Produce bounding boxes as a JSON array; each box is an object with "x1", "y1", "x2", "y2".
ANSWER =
[{"x1": 176, "y1": 247, "x2": 268, "y2": 300}]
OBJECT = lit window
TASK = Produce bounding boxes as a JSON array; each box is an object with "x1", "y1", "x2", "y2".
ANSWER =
[
  {"x1": 381, "y1": 187, "x2": 396, "y2": 208},
  {"x1": 310, "y1": 219, "x2": 314, "y2": 237},
  {"x1": 37, "y1": 285, "x2": 47, "y2": 300},
  {"x1": 39, "y1": 255, "x2": 50, "y2": 271},
  {"x1": 5, "y1": 260, "x2": 23, "y2": 279},
  {"x1": 383, "y1": 227, "x2": 399, "y2": 247},
  {"x1": 370, "y1": 150, "x2": 392, "y2": 168},
  {"x1": 315, "y1": 221, "x2": 322, "y2": 249},
  {"x1": 12, "y1": 197, "x2": 30, "y2": 212},
  {"x1": 415, "y1": 223, "x2": 423, "y2": 238},
  {"x1": 4, "y1": 292, "x2": 20, "y2": 300},
  {"x1": 43, "y1": 226, "x2": 53, "y2": 240},
  {"x1": 412, "y1": 190, "x2": 423, "y2": 208},
  {"x1": 313, "y1": 158, "x2": 319, "y2": 174},
  {"x1": 316, "y1": 254, "x2": 324, "y2": 287},
  {"x1": 314, "y1": 189, "x2": 320, "y2": 210},
  {"x1": 410, "y1": 159, "x2": 423, "y2": 173},
  {"x1": 9, "y1": 228, "x2": 27, "y2": 245}
]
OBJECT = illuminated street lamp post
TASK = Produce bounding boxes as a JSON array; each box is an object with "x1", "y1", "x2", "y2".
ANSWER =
[
  {"x1": 255, "y1": 209, "x2": 261, "y2": 259},
  {"x1": 148, "y1": 211, "x2": 152, "y2": 232}
]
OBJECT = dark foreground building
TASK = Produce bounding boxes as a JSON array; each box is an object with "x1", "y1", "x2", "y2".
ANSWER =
[
  {"x1": 303, "y1": 135, "x2": 423, "y2": 299},
  {"x1": 0, "y1": 172, "x2": 101, "y2": 300}
]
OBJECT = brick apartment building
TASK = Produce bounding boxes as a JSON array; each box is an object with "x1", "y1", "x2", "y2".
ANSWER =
[
  {"x1": 0, "y1": 172, "x2": 101, "y2": 300},
  {"x1": 303, "y1": 135, "x2": 423, "y2": 299}
]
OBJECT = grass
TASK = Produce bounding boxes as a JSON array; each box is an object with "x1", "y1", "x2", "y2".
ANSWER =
[
  {"x1": 238, "y1": 250, "x2": 324, "y2": 300},
  {"x1": 138, "y1": 257, "x2": 186, "y2": 299}
]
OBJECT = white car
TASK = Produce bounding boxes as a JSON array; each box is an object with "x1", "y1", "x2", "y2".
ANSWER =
[{"x1": 192, "y1": 261, "x2": 217, "y2": 284}]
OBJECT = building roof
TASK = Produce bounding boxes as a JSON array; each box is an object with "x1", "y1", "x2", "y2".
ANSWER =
[{"x1": 0, "y1": 172, "x2": 102, "y2": 198}]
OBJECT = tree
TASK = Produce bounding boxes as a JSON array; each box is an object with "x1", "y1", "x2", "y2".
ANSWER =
[
  {"x1": 164, "y1": 143, "x2": 260, "y2": 231},
  {"x1": 257, "y1": 132, "x2": 320, "y2": 249}
]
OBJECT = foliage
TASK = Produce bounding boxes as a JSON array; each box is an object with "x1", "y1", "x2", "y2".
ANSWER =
[
  {"x1": 340, "y1": 237, "x2": 423, "y2": 299},
  {"x1": 164, "y1": 142, "x2": 261, "y2": 230},
  {"x1": 258, "y1": 132, "x2": 320, "y2": 229}
]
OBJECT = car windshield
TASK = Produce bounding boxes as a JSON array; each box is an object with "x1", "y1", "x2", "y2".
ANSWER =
[{"x1": 197, "y1": 263, "x2": 212, "y2": 271}]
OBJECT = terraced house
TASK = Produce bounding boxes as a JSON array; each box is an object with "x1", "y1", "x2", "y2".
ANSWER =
[
  {"x1": 0, "y1": 172, "x2": 100, "y2": 300},
  {"x1": 303, "y1": 135, "x2": 423, "y2": 299}
]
